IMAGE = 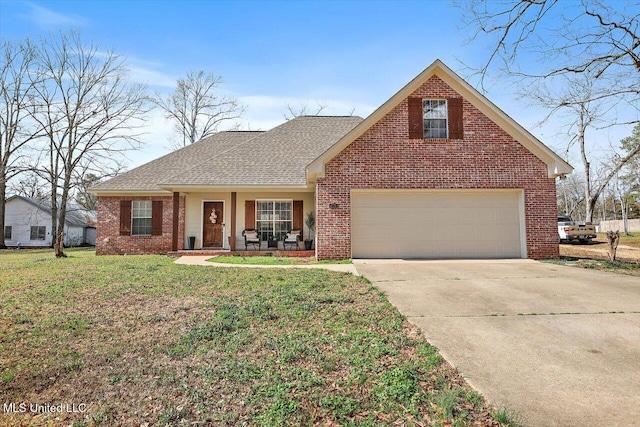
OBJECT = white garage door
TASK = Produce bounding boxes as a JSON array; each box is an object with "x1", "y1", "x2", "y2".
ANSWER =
[{"x1": 351, "y1": 190, "x2": 524, "y2": 259}]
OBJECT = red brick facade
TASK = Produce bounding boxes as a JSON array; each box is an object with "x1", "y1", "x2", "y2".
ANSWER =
[
  {"x1": 316, "y1": 75, "x2": 558, "y2": 260},
  {"x1": 96, "y1": 195, "x2": 185, "y2": 255}
]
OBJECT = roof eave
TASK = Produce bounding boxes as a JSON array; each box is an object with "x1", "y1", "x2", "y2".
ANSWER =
[
  {"x1": 91, "y1": 189, "x2": 171, "y2": 196},
  {"x1": 158, "y1": 184, "x2": 313, "y2": 192}
]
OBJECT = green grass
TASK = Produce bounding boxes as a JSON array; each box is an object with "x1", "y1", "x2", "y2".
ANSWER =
[
  {"x1": 493, "y1": 407, "x2": 525, "y2": 426},
  {"x1": 0, "y1": 248, "x2": 496, "y2": 426},
  {"x1": 550, "y1": 257, "x2": 640, "y2": 277},
  {"x1": 209, "y1": 255, "x2": 352, "y2": 265}
]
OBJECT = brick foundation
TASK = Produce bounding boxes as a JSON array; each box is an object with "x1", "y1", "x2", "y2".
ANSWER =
[
  {"x1": 316, "y1": 75, "x2": 558, "y2": 261},
  {"x1": 96, "y1": 195, "x2": 185, "y2": 255}
]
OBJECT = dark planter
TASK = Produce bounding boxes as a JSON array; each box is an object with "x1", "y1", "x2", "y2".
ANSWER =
[
  {"x1": 304, "y1": 240, "x2": 313, "y2": 250},
  {"x1": 188, "y1": 236, "x2": 196, "y2": 250}
]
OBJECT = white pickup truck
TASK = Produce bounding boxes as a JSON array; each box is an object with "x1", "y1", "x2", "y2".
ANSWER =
[{"x1": 558, "y1": 216, "x2": 597, "y2": 244}]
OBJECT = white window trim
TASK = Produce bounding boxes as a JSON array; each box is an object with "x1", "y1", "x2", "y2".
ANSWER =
[
  {"x1": 255, "y1": 199, "x2": 294, "y2": 240},
  {"x1": 423, "y1": 98, "x2": 448, "y2": 139},
  {"x1": 131, "y1": 200, "x2": 152, "y2": 236}
]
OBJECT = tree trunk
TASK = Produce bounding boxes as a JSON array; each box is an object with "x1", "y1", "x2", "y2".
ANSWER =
[
  {"x1": 49, "y1": 186, "x2": 57, "y2": 249},
  {"x1": 0, "y1": 174, "x2": 6, "y2": 249},
  {"x1": 54, "y1": 174, "x2": 71, "y2": 258},
  {"x1": 578, "y1": 112, "x2": 596, "y2": 223},
  {"x1": 621, "y1": 196, "x2": 629, "y2": 235},
  {"x1": 606, "y1": 231, "x2": 620, "y2": 262},
  {"x1": 586, "y1": 197, "x2": 597, "y2": 224}
]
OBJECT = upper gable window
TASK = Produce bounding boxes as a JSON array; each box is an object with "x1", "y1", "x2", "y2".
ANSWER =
[
  {"x1": 423, "y1": 99, "x2": 448, "y2": 139},
  {"x1": 408, "y1": 97, "x2": 463, "y2": 140}
]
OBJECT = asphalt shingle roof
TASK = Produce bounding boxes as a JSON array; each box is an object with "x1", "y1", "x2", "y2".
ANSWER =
[
  {"x1": 90, "y1": 131, "x2": 262, "y2": 192},
  {"x1": 93, "y1": 116, "x2": 363, "y2": 191}
]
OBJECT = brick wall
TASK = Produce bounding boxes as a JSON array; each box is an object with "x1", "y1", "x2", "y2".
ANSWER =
[
  {"x1": 316, "y1": 75, "x2": 558, "y2": 260},
  {"x1": 96, "y1": 195, "x2": 185, "y2": 255}
]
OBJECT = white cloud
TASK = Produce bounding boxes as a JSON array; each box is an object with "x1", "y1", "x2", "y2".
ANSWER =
[
  {"x1": 23, "y1": 2, "x2": 87, "y2": 28},
  {"x1": 127, "y1": 64, "x2": 176, "y2": 89}
]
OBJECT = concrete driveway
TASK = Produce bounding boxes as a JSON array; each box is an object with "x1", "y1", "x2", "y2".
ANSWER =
[{"x1": 354, "y1": 259, "x2": 640, "y2": 427}]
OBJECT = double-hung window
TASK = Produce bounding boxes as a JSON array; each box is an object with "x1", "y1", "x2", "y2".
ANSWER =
[
  {"x1": 423, "y1": 99, "x2": 448, "y2": 139},
  {"x1": 30, "y1": 226, "x2": 46, "y2": 240},
  {"x1": 409, "y1": 97, "x2": 462, "y2": 140},
  {"x1": 256, "y1": 200, "x2": 292, "y2": 241},
  {"x1": 132, "y1": 200, "x2": 152, "y2": 235}
]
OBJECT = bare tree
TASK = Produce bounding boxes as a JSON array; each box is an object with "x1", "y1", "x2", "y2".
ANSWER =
[
  {"x1": 29, "y1": 31, "x2": 148, "y2": 257},
  {"x1": 153, "y1": 70, "x2": 244, "y2": 149},
  {"x1": 74, "y1": 172, "x2": 102, "y2": 211},
  {"x1": 6, "y1": 172, "x2": 47, "y2": 201},
  {"x1": 283, "y1": 101, "x2": 329, "y2": 120},
  {"x1": 461, "y1": 0, "x2": 640, "y2": 87},
  {"x1": 617, "y1": 123, "x2": 640, "y2": 231},
  {"x1": 0, "y1": 38, "x2": 43, "y2": 248},
  {"x1": 557, "y1": 173, "x2": 585, "y2": 219},
  {"x1": 529, "y1": 73, "x2": 640, "y2": 223}
]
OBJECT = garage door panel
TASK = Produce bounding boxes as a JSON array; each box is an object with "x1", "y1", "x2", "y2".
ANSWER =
[{"x1": 351, "y1": 191, "x2": 523, "y2": 259}]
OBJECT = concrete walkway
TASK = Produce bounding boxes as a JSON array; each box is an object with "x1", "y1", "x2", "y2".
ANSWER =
[
  {"x1": 174, "y1": 255, "x2": 360, "y2": 275},
  {"x1": 354, "y1": 259, "x2": 640, "y2": 427}
]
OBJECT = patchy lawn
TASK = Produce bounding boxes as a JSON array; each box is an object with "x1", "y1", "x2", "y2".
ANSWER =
[
  {"x1": 557, "y1": 233, "x2": 640, "y2": 276},
  {"x1": 0, "y1": 249, "x2": 500, "y2": 426},
  {"x1": 551, "y1": 257, "x2": 640, "y2": 277},
  {"x1": 560, "y1": 233, "x2": 640, "y2": 264},
  {"x1": 209, "y1": 255, "x2": 352, "y2": 265}
]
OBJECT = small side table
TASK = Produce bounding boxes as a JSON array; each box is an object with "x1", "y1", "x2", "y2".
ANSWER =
[{"x1": 268, "y1": 239, "x2": 278, "y2": 248}]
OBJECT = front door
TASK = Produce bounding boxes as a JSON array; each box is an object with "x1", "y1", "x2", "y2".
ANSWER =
[{"x1": 203, "y1": 202, "x2": 224, "y2": 247}]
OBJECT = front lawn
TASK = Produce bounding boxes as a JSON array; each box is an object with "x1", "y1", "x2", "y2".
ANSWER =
[{"x1": 0, "y1": 249, "x2": 499, "y2": 426}]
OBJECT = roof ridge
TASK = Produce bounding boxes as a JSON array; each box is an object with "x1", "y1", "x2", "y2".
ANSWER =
[{"x1": 296, "y1": 115, "x2": 364, "y2": 118}]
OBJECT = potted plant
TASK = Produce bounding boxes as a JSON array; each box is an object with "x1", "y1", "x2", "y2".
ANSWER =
[{"x1": 304, "y1": 211, "x2": 315, "y2": 250}]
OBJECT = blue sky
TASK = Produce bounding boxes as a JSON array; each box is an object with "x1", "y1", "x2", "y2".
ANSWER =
[{"x1": 0, "y1": 0, "x2": 632, "y2": 168}]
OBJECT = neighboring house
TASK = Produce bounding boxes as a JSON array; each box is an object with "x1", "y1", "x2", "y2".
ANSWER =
[
  {"x1": 91, "y1": 60, "x2": 572, "y2": 260},
  {"x1": 4, "y1": 195, "x2": 97, "y2": 247}
]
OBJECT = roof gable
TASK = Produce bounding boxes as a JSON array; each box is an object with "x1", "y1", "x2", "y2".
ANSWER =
[{"x1": 307, "y1": 59, "x2": 573, "y2": 179}]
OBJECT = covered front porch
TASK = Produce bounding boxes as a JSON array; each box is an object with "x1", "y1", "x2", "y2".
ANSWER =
[{"x1": 167, "y1": 188, "x2": 316, "y2": 254}]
